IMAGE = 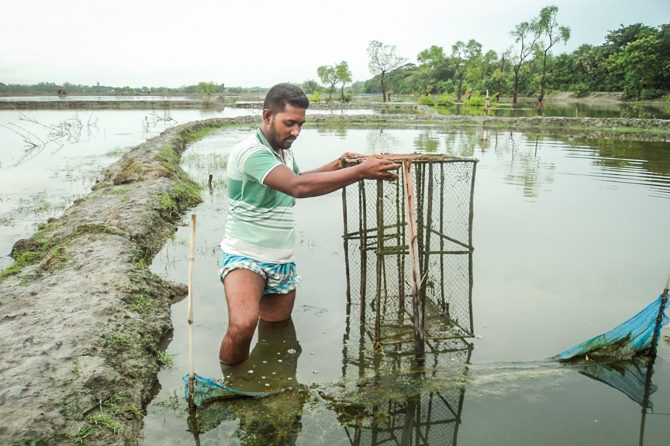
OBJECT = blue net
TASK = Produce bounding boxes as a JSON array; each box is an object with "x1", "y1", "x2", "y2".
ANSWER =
[
  {"x1": 557, "y1": 294, "x2": 669, "y2": 362},
  {"x1": 183, "y1": 373, "x2": 277, "y2": 407}
]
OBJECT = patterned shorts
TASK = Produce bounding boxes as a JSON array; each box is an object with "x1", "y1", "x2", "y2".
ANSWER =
[{"x1": 219, "y1": 252, "x2": 301, "y2": 295}]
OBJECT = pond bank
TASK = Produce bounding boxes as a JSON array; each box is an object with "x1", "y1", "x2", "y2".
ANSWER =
[
  {"x1": 304, "y1": 114, "x2": 670, "y2": 142},
  {"x1": 1, "y1": 113, "x2": 669, "y2": 445},
  {"x1": 0, "y1": 115, "x2": 257, "y2": 445}
]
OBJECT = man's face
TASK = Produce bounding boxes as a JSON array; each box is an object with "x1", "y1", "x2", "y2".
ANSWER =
[{"x1": 263, "y1": 104, "x2": 306, "y2": 150}]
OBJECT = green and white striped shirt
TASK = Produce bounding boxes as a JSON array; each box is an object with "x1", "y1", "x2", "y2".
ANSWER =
[{"x1": 220, "y1": 128, "x2": 300, "y2": 263}]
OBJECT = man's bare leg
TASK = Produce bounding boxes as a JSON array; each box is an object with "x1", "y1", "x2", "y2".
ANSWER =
[
  {"x1": 260, "y1": 290, "x2": 296, "y2": 322},
  {"x1": 219, "y1": 269, "x2": 265, "y2": 365}
]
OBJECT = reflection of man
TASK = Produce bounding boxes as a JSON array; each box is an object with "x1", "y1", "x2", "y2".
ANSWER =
[
  {"x1": 222, "y1": 319, "x2": 305, "y2": 446},
  {"x1": 218, "y1": 83, "x2": 398, "y2": 365},
  {"x1": 220, "y1": 319, "x2": 302, "y2": 393}
]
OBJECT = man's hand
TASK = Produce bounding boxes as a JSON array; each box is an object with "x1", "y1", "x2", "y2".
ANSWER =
[
  {"x1": 338, "y1": 152, "x2": 366, "y2": 169},
  {"x1": 357, "y1": 155, "x2": 399, "y2": 181}
]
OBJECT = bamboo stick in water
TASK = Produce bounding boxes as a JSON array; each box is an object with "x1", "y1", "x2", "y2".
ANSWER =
[
  {"x1": 402, "y1": 161, "x2": 425, "y2": 363},
  {"x1": 187, "y1": 214, "x2": 196, "y2": 407}
]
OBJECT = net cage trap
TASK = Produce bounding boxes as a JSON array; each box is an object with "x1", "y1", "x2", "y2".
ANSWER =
[{"x1": 341, "y1": 153, "x2": 478, "y2": 363}]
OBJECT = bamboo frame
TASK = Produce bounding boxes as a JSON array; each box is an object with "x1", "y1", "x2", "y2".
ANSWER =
[{"x1": 341, "y1": 154, "x2": 477, "y2": 363}]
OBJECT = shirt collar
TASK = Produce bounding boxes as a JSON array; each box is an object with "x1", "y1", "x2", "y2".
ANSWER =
[{"x1": 255, "y1": 127, "x2": 273, "y2": 150}]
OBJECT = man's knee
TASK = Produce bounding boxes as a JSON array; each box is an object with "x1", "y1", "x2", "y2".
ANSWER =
[{"x1": 225, "y1": 319, "x2": 258, "y2": 343}]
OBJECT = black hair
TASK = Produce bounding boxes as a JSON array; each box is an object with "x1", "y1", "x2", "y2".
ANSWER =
[{"x1": 263, "y1": 83, "x2": 309, "y2": 114}]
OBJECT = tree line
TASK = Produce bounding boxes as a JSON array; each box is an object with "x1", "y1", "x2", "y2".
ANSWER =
[
  {"x1": 0, "y1": 82, "x2": 229, "y2": 96},
  {"x1": 307, "y1": 6, "x2": 668, "y2": 104}
]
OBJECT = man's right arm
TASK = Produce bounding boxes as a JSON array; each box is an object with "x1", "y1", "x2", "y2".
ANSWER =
[{"x1": 263, "y1": 156, "x2": 399, "y2": 198}]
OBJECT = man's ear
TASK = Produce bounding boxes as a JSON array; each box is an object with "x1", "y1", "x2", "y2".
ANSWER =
[{"x1": 262, "y1": 109, "x2": 273, "y2": 124}]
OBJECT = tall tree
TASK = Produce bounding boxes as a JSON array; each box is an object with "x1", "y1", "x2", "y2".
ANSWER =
[
  {"x1": 415, "y1": 45, "x2": 448, "y2": 95},
  {"x1": 317, "y1": 65, "x2": 338, "y2": 101},
  {"x1": 602, "y1": 23, "x2": 658, "y2": 91},
  {"x1": 612, "y1": 33, "x2": 661, "y2": 99},
  {"x1": 335, "y1": 61, "x2": 352, "y2": 101},
  {"x1": 510, "y1": 21, "x2": 540, "y2": 105},
  {"x1": 451, "y1": 39, "x2": 482, "y2": 101},
  {"x1": 534, "y1": 5, "x2": 570, "y2": 107},
  {"x1": 367, "y1": 40, "x2": 407, "y2": 102},
  {"x1": 493, "y1": 52, "x2": 509, "y2": 100}
]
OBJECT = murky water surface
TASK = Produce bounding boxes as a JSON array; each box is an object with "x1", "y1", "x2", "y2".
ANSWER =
[
  {"x1": 0, "y1": 109, "x2": 371, "y2": 269},
  {"x1": 141, "y1": 127, "x2": 670, "y2": 445},
  {"x1": 1, "y1": 110, "x2": 669, "y2": 444}
]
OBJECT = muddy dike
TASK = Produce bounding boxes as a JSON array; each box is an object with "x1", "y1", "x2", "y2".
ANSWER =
[
  {"x1": 305, "y1": 114, "x2": 670, "y2": 142},
  {"x1": 0, "y1": 113, "x2": 668, "y2": 445},
  {"x1": 0, "y1": 115, "x2": 258, "y2": 445},
  {"x1": 0, "y1": 99, "x2": 419, "y2": 113}
]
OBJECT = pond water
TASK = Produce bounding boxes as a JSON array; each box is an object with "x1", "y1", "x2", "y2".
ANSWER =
[
  {"x1": 0, "y1": 109, "x2": 375, "y2": 270},
  {"x1": 141, "y1": 127, "x2": 670, "y2": 445}
]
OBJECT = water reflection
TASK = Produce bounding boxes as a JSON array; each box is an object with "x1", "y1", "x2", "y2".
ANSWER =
[
  {"x1": 326, "y1": 340, "x2": 472, "y2": 446},
  {"x1": 366, "y1": 129, "x2": 400, "y2": 154},
  {"x1": 577, "y1": 355, "x2": 659, "y2": 446},
  {"x1": 316, "y1": 127, "x2": 348, "y2": 139},
  {"x1": 562, "y1": 138, "x2": 670, "y2": 198},
  {"x1": 187, "y1": 319, "x2": 306, "y2": 444},
  {"x1": 413, "y1": 131, "x2": 440, "y2": 152}
]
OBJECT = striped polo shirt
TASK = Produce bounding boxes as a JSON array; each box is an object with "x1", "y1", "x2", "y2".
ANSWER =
[{"x1": 220, "y1": 128, "x2": 300, "y2": 263}]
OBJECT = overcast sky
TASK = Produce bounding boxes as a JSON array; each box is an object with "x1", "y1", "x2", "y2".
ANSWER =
[{"x1": 1, "y1": 0, "x2": 668, "y2": 88}]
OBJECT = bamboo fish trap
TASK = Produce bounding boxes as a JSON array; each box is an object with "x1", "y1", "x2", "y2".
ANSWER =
[{"x1": 341, "y1": 154, "x2": 478, "y2": 363}]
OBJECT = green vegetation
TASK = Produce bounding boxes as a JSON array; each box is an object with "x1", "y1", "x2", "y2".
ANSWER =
[
  {"x1": 0, "y1": 81, "x2": 225, "y2": 97},
  {"x1": 0, "y1": 222, "x2": 126, "y2": 282},
  {"x1": 73, "y1": 424, "x2": 96, "y2": 443},
  {"x1": 69, "y1": 390, "x2": 143, "y2": 443},
  {"x1": 196, "y1": 81, "x2": 221, "y2": 103},
  {"x1": 354, "y1": 8, "x2": 669, "y2": 103},
  {"x1": 107, "y1": 187, "x2": 130, "y2": 195},
  {"x1": 113, "y1": 158, "x2": 143, "y2": 184},
  {"x1": 141, "y1": 337, "x2": 174, "y2": 368},
  {"x1": 101, "y1": 333, "x2": 132, "y2": 348},
  {"x1": 127, "y1": 294, "x2": 153, "y2": 314},
  {"x1": 184, "y1": 126, "x2": 220, "y2": 143},
  {"x1": 317, "y1": 61, "x2": 352, "y2": 101},
  {"x1": 87, "y1": 413, "x2": 121, "y2": 433},
  {"x1": 0, "y1": 250, "x2": 40, "y2": 281}
]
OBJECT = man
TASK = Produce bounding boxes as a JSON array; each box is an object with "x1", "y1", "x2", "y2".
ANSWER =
[{"x1": 219, "y1": 83, "x2": 398, "y2": 365}]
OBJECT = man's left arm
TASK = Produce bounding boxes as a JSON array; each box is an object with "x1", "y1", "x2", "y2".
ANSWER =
[{"x1": 301, "y1": 152, "x2": 365, "y2": 174}]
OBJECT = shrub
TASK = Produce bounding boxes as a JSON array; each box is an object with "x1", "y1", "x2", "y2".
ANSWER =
[
  {"x1": 435, "y1": 93, "x2": 456, "y2": 106},
  {"x1": 639, "y1": 88, "x2": 663, "y2": 100},
  {"x1": 418, "y1": 95, "x2": 434, "y2": 106},
  {"x1": 308, "y1": 91, "x2": 321, "y2": 103},
  {"x1": 572, "y1": 82, "x2": 590, "y2": 98},
  {"x1": 466, "y1": 94, "x2": 485, "y2": 107}
]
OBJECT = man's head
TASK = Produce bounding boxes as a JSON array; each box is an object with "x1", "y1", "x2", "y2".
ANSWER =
[{"x1": 262, "y1": 83, "x2": 309, "y2": 151}]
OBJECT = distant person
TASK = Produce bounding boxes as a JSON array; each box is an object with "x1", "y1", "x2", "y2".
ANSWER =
[{"x1": 218, "y1": 83, "x2": 398, "y2": 365}]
